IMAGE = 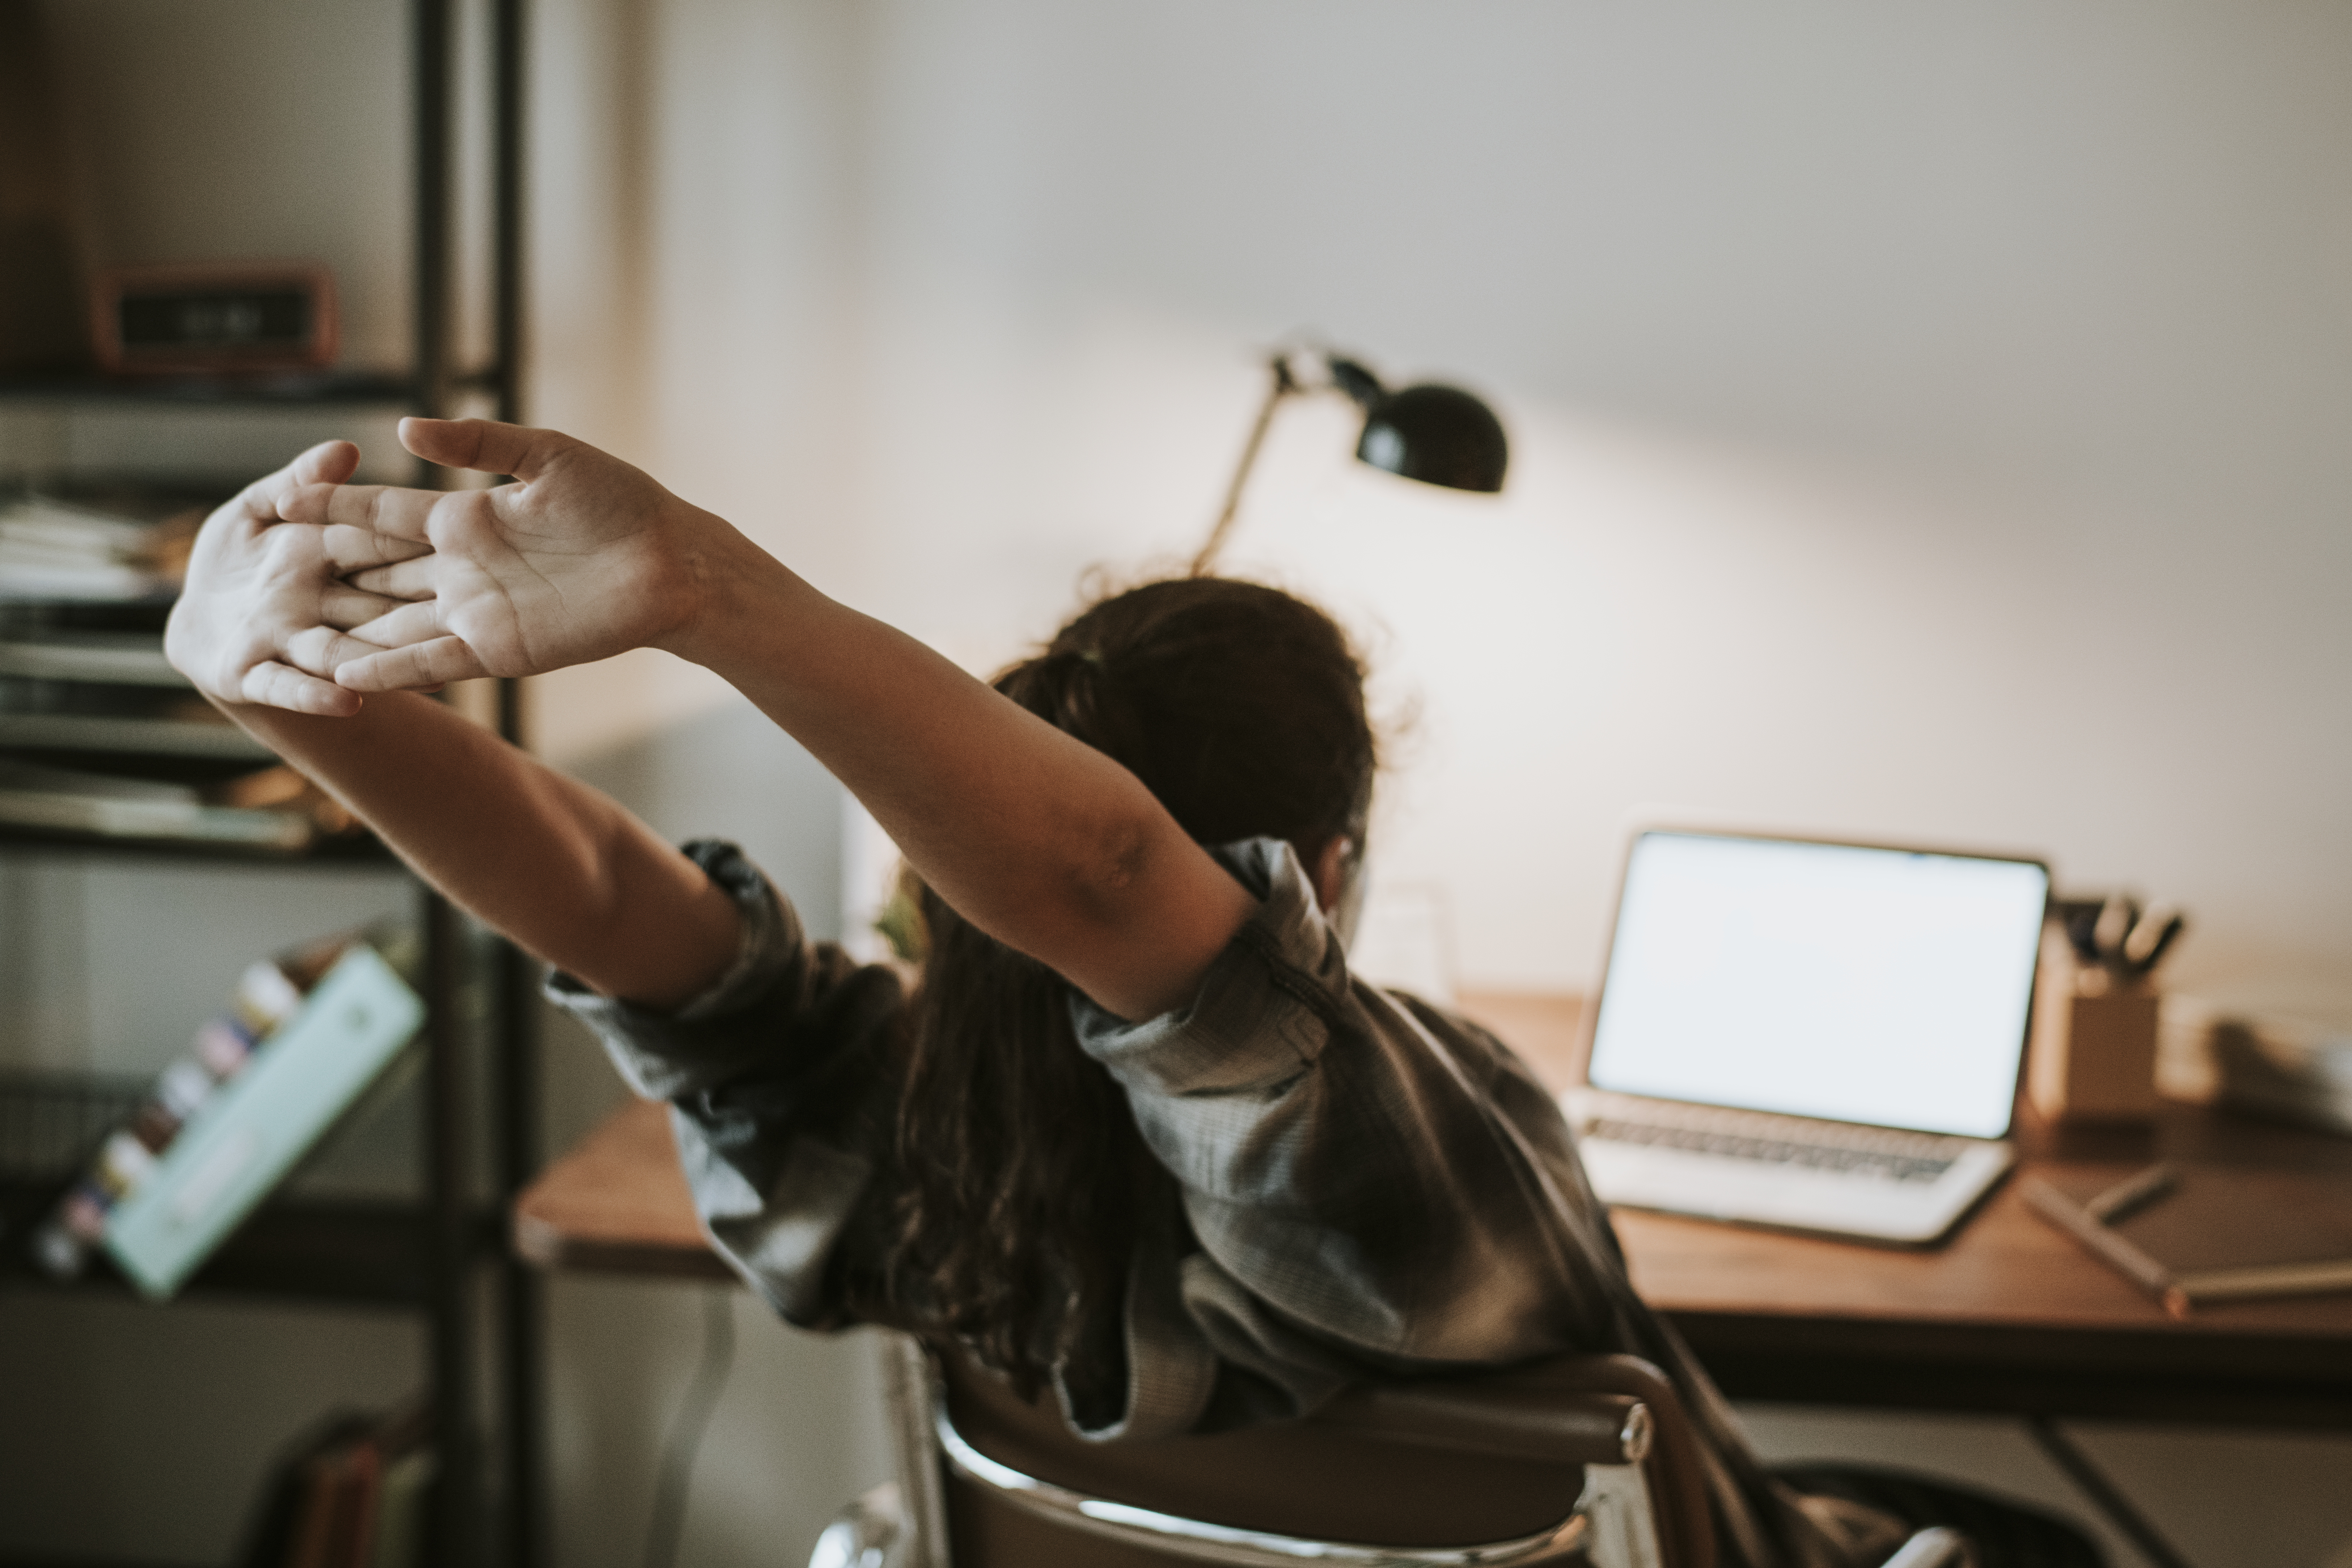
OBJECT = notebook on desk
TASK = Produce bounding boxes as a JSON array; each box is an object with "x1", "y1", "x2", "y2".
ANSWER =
[{"x1": 1562, "y1": 827, "x2": 2050, "y2": 1246}]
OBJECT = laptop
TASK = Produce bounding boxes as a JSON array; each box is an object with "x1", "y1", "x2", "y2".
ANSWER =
[{"x1": 1562, "y1": 827, "x2": 2049, "y2": 1246}]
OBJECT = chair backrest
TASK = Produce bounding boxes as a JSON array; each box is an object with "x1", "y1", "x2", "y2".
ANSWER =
[{"x1": 866, "y1": 1335, "x2": 1717, "y2": 1568}]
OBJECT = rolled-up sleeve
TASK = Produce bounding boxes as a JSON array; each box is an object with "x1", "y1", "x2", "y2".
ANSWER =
[
  {"x1": 1071, "y1": 839, "x2": 1625, "y2": 1370},
  {"x1": 545, "y1": 840, "x2": 804, "y2": 1099},
  {"x1": 546, "y1": 839, "x2": 905, "y2": 1325}
]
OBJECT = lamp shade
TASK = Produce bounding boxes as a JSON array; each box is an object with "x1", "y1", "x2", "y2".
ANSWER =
[{"x1": 1354, "y1": 383, "x2": 1508, "y2": 494}]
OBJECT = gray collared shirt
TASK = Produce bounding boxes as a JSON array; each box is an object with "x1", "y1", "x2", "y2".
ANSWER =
[{"x1": 550, "y1": 837, "x2": 1902, "y2": 1568}]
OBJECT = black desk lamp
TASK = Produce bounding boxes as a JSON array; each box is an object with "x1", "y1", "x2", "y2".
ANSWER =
[{"x1": 1189, "y1": 347, "x2": 1508, "y2": 576}]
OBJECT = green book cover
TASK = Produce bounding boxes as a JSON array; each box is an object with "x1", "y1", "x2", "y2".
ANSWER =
[{"x1": 105, "y1": 945, "x2": 424, "y2": 1299}]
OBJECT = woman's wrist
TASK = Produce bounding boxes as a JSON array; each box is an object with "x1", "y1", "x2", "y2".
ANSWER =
[{"x1": 656, "y1": 515, "x2": 837, "y2": 677}]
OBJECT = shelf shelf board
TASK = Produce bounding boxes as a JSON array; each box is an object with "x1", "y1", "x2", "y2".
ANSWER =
[
  {"x1": 0, "y1": 1182, "x2": 506, "y2": 1311},
  {"x1": 0, "y1": 714, "x2": 275, "y2": 762},
  {"x1": 0, "y1": 820, "x2": 400, "y2": 869},
  {"x1": 0, "y1": 371, "x2": 421, "y2": 409}
]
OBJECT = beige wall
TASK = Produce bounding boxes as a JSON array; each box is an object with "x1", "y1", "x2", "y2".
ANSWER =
[
  {"x1": 534, "y1": 0, "x2": 2350, "y2": 1005},
  {"x1": 809, "y1": 0, "x2": 2351, "y2": 1005},
  {"x1": 17, "y1": 6, "x2": 2348, "y2": 994}
]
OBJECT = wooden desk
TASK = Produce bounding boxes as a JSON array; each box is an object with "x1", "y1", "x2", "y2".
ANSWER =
[{"x1": 517, "y1": 992, "x2": 2352, "y2": 1427}]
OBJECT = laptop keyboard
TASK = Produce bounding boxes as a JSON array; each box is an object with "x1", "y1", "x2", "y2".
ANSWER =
[{"x1": 1584, "y1": 1115, "x2": 1958, "y2": 1184}]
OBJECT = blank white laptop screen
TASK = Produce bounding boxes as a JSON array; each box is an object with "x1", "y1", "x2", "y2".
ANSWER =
[{"x1": 1586, "y1": 832, "x2": 2049, "y2": 1140}]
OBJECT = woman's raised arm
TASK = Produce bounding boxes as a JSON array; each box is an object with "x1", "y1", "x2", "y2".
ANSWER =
[{"x1": 278, "y1": 418, "x2": 1253, "y2": 1022}]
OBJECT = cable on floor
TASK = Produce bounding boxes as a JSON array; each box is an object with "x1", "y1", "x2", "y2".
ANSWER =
[
  {"x1": 643, "y1": 1286, "x2": 738, "y2": 1568},
  {"x1": 2024, "y1": 1415, "x2": 2198, "y2": 1568}
]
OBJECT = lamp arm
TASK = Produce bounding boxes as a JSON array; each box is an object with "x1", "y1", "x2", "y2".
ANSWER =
[{"x1": 1189, "y1": 354, "x2": 1301, "y2": 577}]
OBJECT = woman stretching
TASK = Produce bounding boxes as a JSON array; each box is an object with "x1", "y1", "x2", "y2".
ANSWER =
[{"x1": 167, "y1": 418, "x2": 1959, "y2": 1568}]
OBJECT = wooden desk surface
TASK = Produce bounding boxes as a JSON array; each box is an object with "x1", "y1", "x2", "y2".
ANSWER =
[{"x1": 517, "y1": 992, "x2": 2352, "y2": 1425}]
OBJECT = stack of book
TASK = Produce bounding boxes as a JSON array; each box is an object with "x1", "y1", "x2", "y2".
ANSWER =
[
  {"x1": 0, "y1": 756, "x2": 346, "y2": 850},
  {"x1": 0, "y1": 491, "x2": 360, "y2": 850},
  {"x1": 0, "y1": 494, "x2": 191, "y2": 602},
  {"x1": 238, "y1": 1402, "x2": 435, "y2": 1568},
  {"x1": 2162, "y1": 991, "x2": 2352, "y2": 1138}
]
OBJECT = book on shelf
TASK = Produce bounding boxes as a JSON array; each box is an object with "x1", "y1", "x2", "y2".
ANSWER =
[
  {"x1": 291, "y1": 1424, "x2": 382, "y2": 1568},
  {"x1": 0, "y1": 498, "x2": 291, "y2": 772},
  {"x1": 0, "y1": 603, "x2": 364, "y2": 845},
  {"x1": 0, "y1": 706, "x2": 276, "y2": 761},
  {"x1": 0, "y1": 626, "x2": 186, "y2": 683},
  {"x1": 368, "y1": 1445, "x2": 437, "y2": 1568},
  {"x1": 0, "y1": 493, "x2": 198, "y2": 603},
  {"x1": 238, "y1": 1400, "x2": 433, "y2": 1568},
  {"x1": 0, "y1": 756, "x2": 321, "y2": 849},
  {"x1": 25, "y1": 925, "x2": 424, "y2": 1298},
  {"x1": 105, "y1": 939, "x2": 425, "y2": 1298},
  {"x1": 239, "y1": 1413, "x2": 372, "y2": 1568}
]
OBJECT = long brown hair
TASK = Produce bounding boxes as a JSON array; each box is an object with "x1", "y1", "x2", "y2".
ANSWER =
[{"x1": 887, "y1": 577, "x2": 1377, "y2": 1393}]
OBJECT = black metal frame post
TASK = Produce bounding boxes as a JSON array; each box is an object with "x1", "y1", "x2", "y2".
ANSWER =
[
  {"x1": 422, "y1": 886, "x2": 482, "y2": 1567},
  {"x1": 414, "y1": 1, "x2": 542, "y2": 1563},
  {"x1": 496, "y1": 894, "x2": 546, "y2": 1568},
  {"x1": 490, "y1": 4, "x2": 545, "y2": 1563},
  {"x1": 492, "y1": 0, "x2": 526, "y2": 430},
  {"x1": 411, "y1": 0, "x2": 474, "y2": 1555},
  {"x1": 413, "y1": 0, "x2": 451, "y2": 429}
]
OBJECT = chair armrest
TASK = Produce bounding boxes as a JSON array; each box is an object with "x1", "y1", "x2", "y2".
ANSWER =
[
  {"x1": 1315, "y1": 1380, "x2": 1651, "y2": 1468},
  {"x1": 1315, "y1": 1355, "x2": 1714, "y2": 1568}
]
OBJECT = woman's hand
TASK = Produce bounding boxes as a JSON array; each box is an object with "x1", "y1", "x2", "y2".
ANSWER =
[
  {"x1": 163, "y1": 441, "x2": 426, "y2": 714},
  {"x1": 274, "y1": 418, "x2": 735, "y2": 692}
]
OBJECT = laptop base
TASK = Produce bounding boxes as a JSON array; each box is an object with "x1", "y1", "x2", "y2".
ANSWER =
[{"x1": 1564, "y1": 1090, "x2": 2016, "y2": 1248}]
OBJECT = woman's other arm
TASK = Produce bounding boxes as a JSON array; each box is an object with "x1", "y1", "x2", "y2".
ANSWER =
[
  {"x1": 291, "y1": 418, "x2": 1252, "y2": 1023},
  {"x1": 688, "y1": 574, "x2": 1252, "y2": 1024},
  {"x1": 164, "y1": 442, "x2": 740, "y2": 1009},
  {"x1": 219, "y1": 695, "x2": 740, "y2": 1009}
]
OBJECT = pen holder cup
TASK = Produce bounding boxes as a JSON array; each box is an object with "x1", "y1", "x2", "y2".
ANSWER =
[{"x1": 2027, "y1": 928, "x2": 2162, "y2": 1124}]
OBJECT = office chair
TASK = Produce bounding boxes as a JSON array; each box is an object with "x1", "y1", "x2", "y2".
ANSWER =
[{"x1": 810, "y1": 1334, "x2": 1968, "y2": 1568}]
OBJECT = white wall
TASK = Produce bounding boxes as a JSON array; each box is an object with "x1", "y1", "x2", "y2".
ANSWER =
[
  {"x1": 17, "y1": 5, "x2": 2349, "y2": 1001},
  {"x1": 784, "y1": 0, "x2": 2352, "y2": 1002}
]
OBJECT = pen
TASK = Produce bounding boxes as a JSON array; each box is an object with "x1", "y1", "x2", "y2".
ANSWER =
[
  {"x1": 2120, "y1": 909, "x2": 2184, "y2": 977},
  {"x1": 2021, "y1": 1177, "x2": 2174, "y2": 1299},
  {"x1": 2056, "y1": 893, "x2": 2186, "y2": 980},
  {"x1": 2029, "y1": 1170, "x2": 2352, "y2": 1318},
  {"x1": 2091, "y1": 897, "x2": 2138, "y2": 966},
  {"x1": 2084, "y1": 1162, "x2": 2179, "y2": 1225},
  {"x1": 2167, "y1": 1259, "x2": 2352, "y2": 1314}
]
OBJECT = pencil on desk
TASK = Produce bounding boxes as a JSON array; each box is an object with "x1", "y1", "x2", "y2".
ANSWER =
[
  {"x1": 2084, "y1": 1162, "x2": 2179, "y2": 1224},
  {"x1": 2167, "y1": 1259, "x2": 2352, "y2": 1315},
  {"x1": 2025, "y1": 1175, "x2": 2352, "y2": 1318},
  {"x1": 2021, "y1": 1176, "x2": 2175, "y2": 1300}
]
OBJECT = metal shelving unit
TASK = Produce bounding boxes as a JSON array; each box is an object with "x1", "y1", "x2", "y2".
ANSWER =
[
  {"x1": 0, "y1": 2, "x2": 543, "y2": 1565},
  {"x1": 0, "y1": 371, "x2": 426, "y2": 405}
]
